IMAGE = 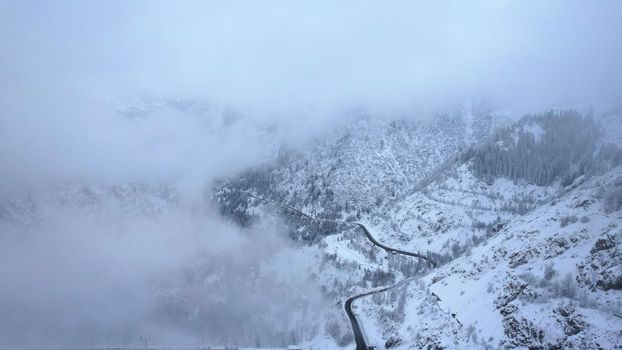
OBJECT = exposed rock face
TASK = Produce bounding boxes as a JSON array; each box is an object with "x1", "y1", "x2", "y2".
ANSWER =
[
  {"x1": 554, "y1": 305, "x2": 585, "y2": 336},
  {"x1": 590, "y1": 237, "x2": 615, "y2": 254},
  {"x1": 578, "y1": 233, "x2": 622, "y2": 291},
  {"x1": 214, "y1": 111, "x2": 622, "y2": 349},
  {"x1": 495, "y1": 282, "x2": 528, "y2": 309},
  {"x1": 503, "y1": 316, "x2": 545, "y2": 349},
  {"x1": 384, "y1": 335, "x2": 401, "y2": 348}
]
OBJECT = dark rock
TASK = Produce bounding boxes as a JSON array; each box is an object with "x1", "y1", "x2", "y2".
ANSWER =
[
  {"x1": 578, "y1": 235, "x2": 622, "y2": 291},
  {"x1": 563, "y1": 318, "x2": 584, "y2": 336},
  {"x1": 590, "y1": 237, "x2": 615, "y2": 254},
  {"x1": 545, "y1": 237, "x2": 570, "y2": 259},
  {"x1": 509, "y1": 248, "x2": 539, "y2": 268},
  {"x1": 491, "y1": 222, "x2": 505, "y2": 234},
  {"x1": 574, "y1": 199, "x2": 594, "y2": 208},
  {"x1": 495, "y1": 282, "x2": 528, "y2": 309},
  {"x1": 554, "y1": 305, "x2": 585, "y2": 336},
  {"x1": 503, "y1": 316, "x2": 545, "y2": 348},
  {"x1": 499, "y1": 304, "x2": 518, "y2": 317},
  {"x1": 385, "y1": 336, "x2": 401, "y2": 348},
  {"x1": 556, "y1": 306, "x2": 570, "y2": 318}
]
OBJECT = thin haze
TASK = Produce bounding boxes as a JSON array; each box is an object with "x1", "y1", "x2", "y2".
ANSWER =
[
  {"x1": 1, "y1": 0, "x2": 621, "y2": 188},
  {"x1": 0, "y1": 0, "x2": 621, "y2": 347}
]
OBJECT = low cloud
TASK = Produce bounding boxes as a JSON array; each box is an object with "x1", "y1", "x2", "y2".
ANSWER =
[
  {"x1": 0, "y1": 187, "x2": 324, "y2": 347},
  {"x1": 1, "y1": 0, "x2": 621, "y2": 188},
  {"x1": 0, "y1": 0, "x2": 620, "y2": 346}
]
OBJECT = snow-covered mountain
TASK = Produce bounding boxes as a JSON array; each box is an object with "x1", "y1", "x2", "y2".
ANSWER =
[
  {"x1": 216, "y1": 107, "x2": 622, "y2": 349},
  {"x1": 215, "y1": 110, "x2": 493, "y2": 239},
  {"x1": 2, "y1": 105, "x2": 620, "y2": 349}
]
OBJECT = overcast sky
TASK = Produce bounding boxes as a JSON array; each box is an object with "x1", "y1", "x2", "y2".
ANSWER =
[
  {"x1": 1, "y1": 0, "x2": 621, "y2": 189},
  {"x1": 0, "y1": 1, "x2": 621, "y2": 346},
  {"x1": 3, "y1": 0, "x2": 620, "y2": 109}
]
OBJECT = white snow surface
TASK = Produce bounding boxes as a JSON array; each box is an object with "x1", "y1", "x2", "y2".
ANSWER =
[{"x1": 3, "y1": 108, "x2": 622, "y2": 349}]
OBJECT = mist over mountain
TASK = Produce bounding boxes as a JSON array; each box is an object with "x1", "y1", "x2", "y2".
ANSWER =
[{"x1": 1, "y1": 1, "x2": 621, "y2": 349}]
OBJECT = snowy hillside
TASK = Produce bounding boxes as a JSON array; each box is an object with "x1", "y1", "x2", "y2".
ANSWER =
[
  {"x1": 216, "y1": 112, "x2": 493, "y2": 239},
  {"x1": 216, "y1": 108, "x2": 622, "y2": 349},
  {"x1": 3, "y1": 1, "x2": 621, "y2": 348},
  {"x1": 0, "y1": 184, "x2": 333, "y2": 347},
  {"x1": 398, "y1": 164, "x2": 622, "y2": 349},
  {"x1": 2, "y1": 107, "x2": 619, "y2": 349}
]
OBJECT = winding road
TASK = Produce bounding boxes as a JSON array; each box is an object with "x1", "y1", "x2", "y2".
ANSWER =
[
  {"x1": 345, "y1": 288, "x2": 388, "y2": 350},
  {"x1": 344, "y1": 275, "x2": 417, "y2": 350},
  {"x1": 353, "y1": 223, "x2": 436, "y2": 268},
  {"x1": 344, "y1": 223, "x2": 434, "y2": 350},
  {"x1": 236, "y1": 190, "x2": 436, "y2": 350}
]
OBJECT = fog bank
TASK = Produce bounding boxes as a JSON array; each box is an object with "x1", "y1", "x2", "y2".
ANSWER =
[
  {"x1": 2, "y1": 0, "x2": 621, "y2": 188},
  {"x1": 0, "y1": 0, "x2": 620, "y2": 347}
]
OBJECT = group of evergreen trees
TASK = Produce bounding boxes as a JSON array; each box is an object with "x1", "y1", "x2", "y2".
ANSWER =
[
  {"x1": 464, "y1": 110, "x2": 619, "y2": 186},
  {"x1": 215, "y1": 167, "x2": 273, "y2": 227},
  {"x1": 215, "y1": 165, "x2": 354, "y2": 241}
]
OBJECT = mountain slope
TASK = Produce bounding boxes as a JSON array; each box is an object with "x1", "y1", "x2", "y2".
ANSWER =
[
  {"x1": 350, "y1": 111, "x2": 622, "y2": 349},
  {"x1": 216, "y1": 112, "x2": 492, "y2": 240},
  {"x1": 216, "y1": 107, "x2": 622, "y2": 349}
]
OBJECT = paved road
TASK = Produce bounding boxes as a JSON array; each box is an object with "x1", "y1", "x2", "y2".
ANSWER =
[
  {"x1": 343, "y1": 275, "x2": 415, "y2": 350},
  {"x1": 342, "y1": 223, "x2": 435, "y2": 350},
  {"x1": 345, "y1": 287, "x2": 389, "y2": 350},
  {"x1": 236, "y1": 190, "x2": 436, "y2": 350},
  {"x1": 353, "y1": 223, "x2": 436, "y2": 268}
]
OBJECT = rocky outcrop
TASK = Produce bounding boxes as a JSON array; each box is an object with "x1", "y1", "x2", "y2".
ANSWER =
[{"x1": 577, "y1": 232, "x2": 622, "y2": 291}]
